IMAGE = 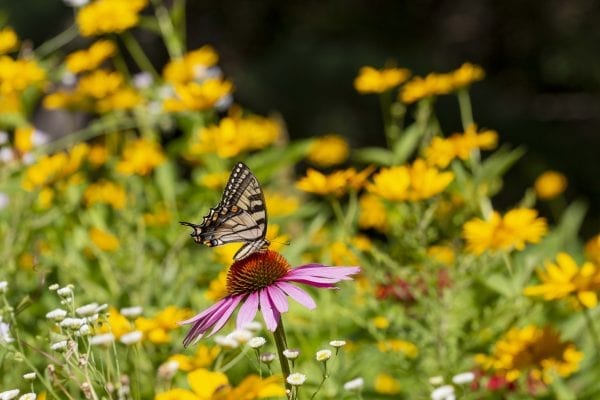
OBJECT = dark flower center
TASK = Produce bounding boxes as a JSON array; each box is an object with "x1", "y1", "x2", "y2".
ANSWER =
[{"x1": 226, "y1": 250, "x2": 291, "y2": 295}]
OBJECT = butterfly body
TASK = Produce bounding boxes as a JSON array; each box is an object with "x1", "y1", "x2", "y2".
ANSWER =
[{"x1": 181, "y1": 162, "x2": 269, "y2": 260}]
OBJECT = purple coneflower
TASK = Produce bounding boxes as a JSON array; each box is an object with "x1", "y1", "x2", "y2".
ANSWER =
[{"x1": 181, "y1": 250, "x2": 360, "y2": 346}]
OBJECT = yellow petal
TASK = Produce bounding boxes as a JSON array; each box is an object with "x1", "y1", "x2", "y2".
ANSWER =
[
  {"x1": 188, "y1": 368, "x2": 229, "y2": 399},
  {"x1": 578, "y1": 291, "x2": 598, "y2": 308}
]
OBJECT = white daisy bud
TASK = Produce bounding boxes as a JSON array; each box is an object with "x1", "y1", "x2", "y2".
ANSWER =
[
  {"x1": 22, "y1": 372, "x2": 36, "y2": 380},
  {"x1": 242, "y1": 321, "x2": 262, "y2": 332},
  {"x1": 89, "y1": 333, "x2": 115, "y2": 346},
  {"x1": 119, "y1": 331, "x2": 143, "y2": 346},
  {"x1": 248, "y1": 336, "x2": 266, "y2": 349},
  {"x1": 48, "y1": 284, "x2": 60, "y2": 291},
  {"x1": 451, "y1": 372, "x2": 475, "y2": 385},
  {"x1": 329, "y1": 339, "x2": 347, "y2": 348},
  {"x1": 77, "y1": 324, "x2": 91, "y2": 336},
  {"x1": 0, "y1": 131, "x2": 7, "y2": 145},
  {"x1": 283, "y1": 348, "x2": 300, "y2": 360},
  {"x1": 59, "y1": 318, "x2": 86, "y2": 329},
  {"x1": 120, "y1": 306, "x2": 143, "y2": 318},
  {"x1": 259, "y1": 352, "x2": 275, "y2": 364},
  {"x1": 18, "y1": 393, "x2": 36, "y2": 400},
  {"x1": 315, "y1": 349, "x2": 332, "y2": 362},
  {"x1": 56, "y1": 286, "x2": 73, "y2": 298},
  {"x1": 0, "y1": 389, "x2": 20, "y2": 400},
  {"x1": 86, "y1": 314, "x2": 99, "y2": 323},
  {"x1": 157, "y1": 360, "x2": 179, "y2": 380},
  {"x1": 50, "y1": 340, "x2": 68, "y2": 351},
  {"x1": 431, "y1": 385, "x2": 455, "y2": 400},
  {"x1": 95, "y1": 304, "x2": 108, "y2": 313},
  {"x1": 286, "y1": 373, "x2": 307, "y2": 386},
  {"x1": 343, "y1": 377, "x2": 364, "y2": 392},
  {"x1": 75, "y1": 303, "x2": 99, "y2": 317}
]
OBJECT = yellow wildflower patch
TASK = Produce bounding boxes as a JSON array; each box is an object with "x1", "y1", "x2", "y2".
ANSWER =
[
  {"x1": 264, "y1": 191, "x2": 299, "y2": 217},
  {"x1": 14, "y1": 126, "x2": 34, "y2": 154},
  {"x1": 163, "y1": 45, "x2": 219, "y2": 84},
  {"x1": 116, "y1": 138, "x2": 165, "y2": 176},
  {"x1": 189, "y1": 115, "x2": 280, "y2": 159},
  {"x1": 377, "y1": 339, "x2": 418, "y2": 358},
  {"x1": 0, "y1": 56, "x2": 46, "y2": 96},
  {"x1": 307, "y1": 133, "x2": 350, "y2": 168},
  {"x1": 534, "y1": 170, "x2": 567, "y2": 200},
  {"x1": 475, "y1": 325, "x2": 582, "y2": 384},
  {"x1": 353, "y1": 66, "x2": 410, "y2": 94},
  {"x1": 135, "y1": 306, "x2": 192, "y2": 344},
  {"x1": 358, "y1": 193, "x2": 388, "y2": 232},
  {"x1": 451, "y1": 62, "x2": 485, "y2": 90},
  {"x1": 524, "y1": 252, "x2": 600, "y2": 308},
  {"x1": 367, "y1": 159, "x2": 453, "y2": 201},
  {"x1": 77, "y1": 0, "x2": 148, "y2": 37},
  {"x1": 400, "y1": 72, "x2": 454, "y2": 104},
  {"x1": 163, "y1": 78, "x2": 233, "y2": 112},
  {"x1": 374, "y1": 373, "x2": 401, "y2": 395},
  {"x1": 21, "y1": 143, "x2": 89, "y2": 191},
  {"x1": 84, "y1": 180, "x2": 127, "y2": 209},
  {"x1": 89, "y1": 227, "x2": 120, "y2": 252},
  {"x1": 586, "y1": 234, "x2": 600, "y2": 265},
  {"x1": 97, "y1": 307, "x2": 135, "y2": 339},
  {"x1": 463, "y1": 208, "x2": 547, "y2": 255},
  {"x1": 205, "y1": 269, "x2": 228, "y2": 301},
  {"x1": 65, "y1": 40, "x2": 116, "y2": 74},
  {"x1": 427, "y1": 245, "x2": 455, "y2": 265},
  {"x1": 425, "y1": 124, "x2": 498, "y2": 168},
  {"x1": 36, "y1": 187, "x2": 55, "y2": 210},
  {"x1": 296, "y1": 168, "x2": 350, "y2": 197},
  {"x1": 88, "y1": 144, "x2": 109, "y2": 167},
  {"x1": 168, "y1": 345, "x2": 221, "y2": 372},
  {"x1": 0, "y1": 27, "x2": 19, "y2": 55}
]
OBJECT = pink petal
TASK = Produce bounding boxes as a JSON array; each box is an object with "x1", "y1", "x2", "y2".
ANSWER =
[
  {"x1": 285, "y1": 279, "x2": 337, "y2": 289},
  {"x1": 287, "y1": 266, "x2": 361, "y2": 279},
  {"x1": 179, "y1": 297, "x2": 230, "y2": 325},
  {"x1": 259, "y1": 289, "x2": 279, "y2": 331},
  {"x1": 236, "y1": 292, "x2": 259, "y2": 329},
  {"x1": 283, "y1": 275, "x2": 348, "y2": 284},
  {"x1": 208, "y1": 295, "x2": 243, "y2": 336},
  {"x1": 276, "y1": 282, "x2": 316, "y2": 309},
  {"x1": 266, "y1": 285, "x2": 289, "y2": 313},
  {"x1": 183, "y1": 297, "x2": 239, "y2": 346}
]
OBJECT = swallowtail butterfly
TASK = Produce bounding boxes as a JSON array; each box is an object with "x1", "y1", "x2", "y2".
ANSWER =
[{"x1": 181, "y1": 162, "x2": 269, "y2": 260}]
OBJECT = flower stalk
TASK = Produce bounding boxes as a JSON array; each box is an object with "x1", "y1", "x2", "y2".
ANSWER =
[{"x1": 272, "y1": 321, "x2": 292, "y2": 395}]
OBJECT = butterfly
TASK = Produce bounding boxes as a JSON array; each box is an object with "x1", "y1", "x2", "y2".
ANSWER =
[{"x1": 181, "y1": 162, "x2": 269, "y2": 260}]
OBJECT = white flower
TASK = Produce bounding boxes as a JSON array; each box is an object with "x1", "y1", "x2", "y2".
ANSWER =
[
  {"x1": 0, "y1": 281, "x2": 7, "y2": 293},
  {"x1": 248, "y1": 336, "x2": 266, "y2": 349},
  {"x1": 89, "y1": 333, "x2": 115, "y2": 346},
  {"x1": 77, "y1": 324, "x2": 91, "y2": 336},
  {"x1": 48, "y1": 284, "x2": 60, "y2": 291},
  {"x1": 0, "y1": 389, "x2": 20, "y2": 400},
  {"x1": 56, "y1": 286, "x2": 73, "y2": 297},
  {"x1": 283, "y1": 348, "x2": 300, "y2": 359},
  {"x1": 75, "y1": 303, "x2": 99, "y2": 316},
  {"x1": 119, "y1": 331, "x2": 143, "y2": 346},
  {"x1": 315, "y1": 349, "x2": 332, "y2": 362},
  {"x1": 329, "y1": 339, "x2": 346, "y2": 348},
  {"x1": 215, "y1": 94, "x2": 233, "y2": 111},
  {"x1": 259, "y1": 352, "x2": 275, "y2": 363},
  {"x1": 86, "y1": 314, "x2": 99, "y2": 323},
  {"x1": 431, "y1": 385, "x2": 455, "y2": 400},
  {"x1": 286, "y1": 373, "x2": 306, "y2": 386},
  {"x1": 452, "y1": 371, "x2": 475, "y2": 385},
  {"x1": 31, "y1": 130, "x2": 48, "y2": 146},
  {"x1": 0, "y1": 131, "x2": 7, "y2": 145},
  {"x1": 242, "y1": 321, "x2": 262, "y2": 332},
  {"x1": 22, "y1": 372, "x2": 36, "y2": 380},
  {"x1": 18, "y1": 393, "x2": 36, "y2": 400},
  {"x1": 59, "y1": 318, "x2": 86, "y2": 329},
  {"x1": 0, "y1": 321, "x2": 13, "y2": 344},
  {"x1": 0, "y1": 148, "x2": 15, "y2": 163},
  {"x1": 228, "y1": 329, "x2": 252, "y2": 344},
  {"x1": 50, "y1": 340, "x2": 68, "y2": 351},
  {"x1": 428, "y1": 376, "x2": 444, "y2": 386},
  {"x1": 120, "y1": 306, "x2": 143, "y2": 318},
  {"x1": 95, "y1": 303, "x2": 108, "y2": 313},
  {"x1": 133, "y1": 72, "x2": 153, "y2": 89},
  {"x1": 0, "y1": 193, "x2": 9, "y2": 210},
  {"x1": 45, "y1": 309, "x2": 68, "y2": 321},
  {"x1": 343, "y1": 377, "x2": 364, "y2": 391},
  {"x1": 214, "y1": 335, "x2": 238, "y2": 349}
]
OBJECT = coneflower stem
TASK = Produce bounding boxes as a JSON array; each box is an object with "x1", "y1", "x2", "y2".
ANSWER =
[{"x1": 273, "y1": 320, "x2": 292, "y2": 395}]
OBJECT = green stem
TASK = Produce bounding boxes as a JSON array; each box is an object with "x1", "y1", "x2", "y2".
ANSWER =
[
  {"x1": 218, "y1": 346, "x2": 249, "y2": 372},
  {"x1": 273, "y1": 321, "x2": 292, "y2": 395},
  {"x1": 151, "y1": 0, "x2": 184, "y2": 58},
  {"x1": 502, "y1": 252, "x2": 514, "y2": 278},
  {"x1": 582, "y1": 307, "x2": 600, "y2": 359},
  {"x1": 310, "y1": 363, "x2": 328, "y2": 400},
  {"x1": 457, "y1": 89, "x2": 474, "y2": 130},
  {"x1": 34, "y1": 24, "x2": 79, "y2": 59},
  {"x1": 378, "y1": 91, "x2": 395, "y2": 148},
  {"x1": 120, "y1": 31, "x2": 159, "y2": 78}
]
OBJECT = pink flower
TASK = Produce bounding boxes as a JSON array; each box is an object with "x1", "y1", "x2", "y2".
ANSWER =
[{"x1": 181, "y1": 250, "x2": 360, "y2": 346}]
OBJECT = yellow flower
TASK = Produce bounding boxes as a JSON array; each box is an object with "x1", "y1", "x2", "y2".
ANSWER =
[
  {"x1": 143, "y1": 206, "x2": 170, "y2": 227},
  {"x1": 425, "y1": 124, "x2": 498, "y2": 168},
  {"x1": 463, "y1": 208, "x2": 547, "y2": 255},
  {"x1": 0, "y1": 56, "x2": 46, "y2": 96},
  {"x1": 14, "y1": 126, "x2": 34, "y2": 154},
  {"x1": 89, "y1": 227, "x2": 120, "y2": 252},
  {"x1": 374, "y1": 373, "x2": 401, "y2": 395},
  {"x1": 96, "y1": 87, "x2": 141, "y2": 112},
  {"x1": 451, "y1": 62, "x2": 485, "y2": 90},
  {"x1": 65, "y1": 40, "x2": 116, "y2": 74},
  {"x1": 367, "y1": 159, "x2": 453, "y2": 201},
  {"x1": 163, "y1": 78, "x2": 233, "y2": 112},
  {"x1": 358, "y1": 193, "x2": 388, "y2": 232},
  {"x1": 475, "y1": 325, "x2": 583, "y2": 384},
  {"x1": 155, "y1": 369, "x2": 285, "y2": 400},
  {"x1": 400, "y1": 72, "x2": 454, "y2": 104},
  {"x1": 353, "y1": 66, "x2": 410, "y2": 94},
  {"x1": 264, "y1": 191, "x2": 299, "y2": 217},
  {"x1": 0, "y1": 27, "x2": 19, "y2": 55},
  {"x1": 329, "y1": 236, "x2": 370, "y2": 265},
  {"x1": 135, "y1": 306, "x2": 192, "y2": 344},
  {"x1": 168, "y1": 345, "x2": 221, "y2": 372},
  {"x1": 205, "y1": 269, "x2": 228, "y2": 301},
  {"x1": 88, "y1": 144, "x2": 109, "y2": 167},
  {"x1": 77, "y1": 0, "x2": 148, "y2": 37},
  {"x1": 377, "y1": 339, "x2": 418, "y2": 358},
  {"x1": 77, "y1": 70, "x2": 124, "y2": 99},
  {"x1": 424, "y1": 136, "x2": 455, "y2": 168},
  {"x1": 524, "y1": 253, "x2": 600, "y2": 308},
  {"x1": 21, "y1": 143, "x2": 89, "y2": 190},
  {"x1": 84, "y1": 180, "x2": 127, "y2": 209},
  {"x1": 586, "y1": 234, "x2": 600, "y2": 266},
  {"x1": 163, "y1": 46, "x2": 219, "y2": 84},
  {"x1": 427, "y1": 245, "x2": 455, "y2": 265},
  {"x1": 372, "y1": 316, "x2": 390, "y2": 329},
  {"x1": 37, "y1": 187, "x2": 55, "y2": 210},
  {"x1": 199, "y1": 171, "x2": 230, "y2": 190},
  {"x1": 307, "y1": 133, "x2": 350, "y2": 167},
  {"x1": 534, "y1": 170, "x2": 567, "y2": 200},
  {"x1": 296, "y1": 168, "x2": 349, "y2": 197},
  {"x1": 97, "y1": 307, "x2": 135, "y2": 339},
  {"x1": 116, "y1": 138, "x2": 165, "y2": 176},
  {"x1": 189, "y1": 115, "x2": 280, "y2": 158}
]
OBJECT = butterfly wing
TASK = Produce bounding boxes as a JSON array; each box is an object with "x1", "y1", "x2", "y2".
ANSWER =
[{"x1": 181, "y1": 162, "x2": 269, "y2": 259}]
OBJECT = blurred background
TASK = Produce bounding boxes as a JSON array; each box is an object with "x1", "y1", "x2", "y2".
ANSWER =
[{"x1": 2, "y1": 0, "x2": 599, "y2": 235}]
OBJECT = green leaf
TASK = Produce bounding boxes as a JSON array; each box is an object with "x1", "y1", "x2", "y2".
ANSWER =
[
  {"x1": 481, "y1": 273, "x2": 514, "y2": 297},
  {"x1": 155, "y1": 161, "x2": 178, "y2": 210},
  {"x1": 476, "y1": 145, "x2": 526, "y2": 184},
  {"x1": 353, "y1": 147, "x2": 395, "y2": 166},
  {"x1": 392, "y1": 124, "x2": 423, "y2": 164}
]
